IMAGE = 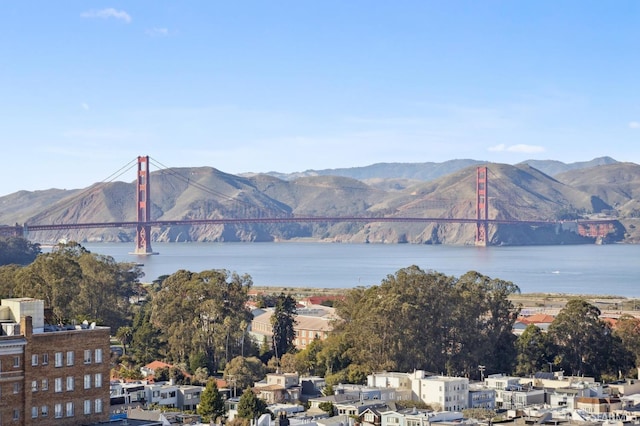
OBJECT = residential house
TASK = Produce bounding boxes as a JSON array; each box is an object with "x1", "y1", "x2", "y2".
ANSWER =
[
  {"x1": 411, "y1": 373, "x2": 469, "y2": 411},
  {"x1": 468, "y1": 383, "x2": 495, "y2": 409},
  {"x1": 255, "y1": 372, "x2": 301, "y2": 404},
  {"x1": 177, "y1": 385, "x2": 203, "y2": 411},
  {"x1": 484, "y1": 374, "x2": 544, "y2": 409},
  {"x1": 575, "y1": 397, "x2": 623, "y2": 415}
]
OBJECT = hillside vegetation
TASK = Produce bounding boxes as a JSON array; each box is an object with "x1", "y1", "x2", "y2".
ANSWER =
[{"x1": 1, "y1": 158, "x2": 638, "y2": 245}]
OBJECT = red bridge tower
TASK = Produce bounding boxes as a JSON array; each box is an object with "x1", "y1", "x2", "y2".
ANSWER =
[
  {"x1": 475, "y1": 166, "x2": 489, "y2": 246},
  {"x1": 133, "y1": 156, "x2": 157, "y2": 255}
]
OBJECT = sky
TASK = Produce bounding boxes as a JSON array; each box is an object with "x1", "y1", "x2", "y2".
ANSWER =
[{"x1": 1, "y1": 1, "x2": 639, "y2": 196}]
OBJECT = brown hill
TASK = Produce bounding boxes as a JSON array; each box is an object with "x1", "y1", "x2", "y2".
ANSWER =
[{"x1": 0, "y1": 162, "x2": 632, "y2": 246}]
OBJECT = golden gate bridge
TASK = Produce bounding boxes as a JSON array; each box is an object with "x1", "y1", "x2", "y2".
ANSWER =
[{"x1": 0, "y1": 156, "x2": 618, "y2": 254}]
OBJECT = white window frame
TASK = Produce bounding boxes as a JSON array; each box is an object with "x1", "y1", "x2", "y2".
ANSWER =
[
  {"x1": 84, "y1": 374, "x2": 91, "y2": 389},
  {"x1": 84, "y1": 399, "x2": 91, "y2": 415},
  {"x1": 32, "y1": 354, "x2": 38, "y2": 366},
  {"x1": 94, "y1": 372, "x2": 102, "y2": 388},
  {"x1": 55, "y1": 352, "x2": 63, "y2": 367},
  {"x1": 66, "y1": 401, "x2": 74, "y2": 417},
  {"x1": 84, "y1": 349, "x2": 92, "y2": 364},
  {"x1": 66, "y1": 376, "x2": 74, "y2": 391},
  {"x1": 94, "y1": 398, "x2": 103, "y2": 413},
  {"x1": 95, "y1": 348, "x2": 103, "y2": 363},
  {"x1": 55, "y1": 403, "x2": 63, "y2": 418},
  {"x1": 55, "y1": 377, "x2": 62, "y2": 393},
  {"x1": 66, "y1": 350, "x2": 74, "y2": 366}
]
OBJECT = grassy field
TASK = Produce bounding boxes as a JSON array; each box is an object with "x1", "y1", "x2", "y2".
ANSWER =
[{"x1": 254, "y1": 286, "x2": 640, "y2": 314}]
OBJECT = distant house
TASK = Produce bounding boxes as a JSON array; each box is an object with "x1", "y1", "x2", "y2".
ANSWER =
[
  {"x1": 250, "y1": 305, "x2": 335, "y2": 350},
  {"x1": 140, "y1": 360, "x2": 173, "y2": 378},
  {"x1": 254, "y1": 373, "x2": 301, "y2": 404},
  {"x1": 576, "y1": 396, "x2": 623, "y2": 414},
  {"x1": 515, "y1": 313, "x2": 555, "y2": 333}
]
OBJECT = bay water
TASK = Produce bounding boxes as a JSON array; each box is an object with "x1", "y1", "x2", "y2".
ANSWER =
[{"x1": 80, "y1": 242, "x2": 640, "y2": 297}]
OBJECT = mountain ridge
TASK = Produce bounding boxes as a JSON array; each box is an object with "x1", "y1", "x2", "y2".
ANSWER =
[{"x1": 1, "y1": 157, "x2": 638, "y2": 246}]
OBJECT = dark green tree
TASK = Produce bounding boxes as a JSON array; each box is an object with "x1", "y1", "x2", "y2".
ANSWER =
[
  {"x1": 129, "y1": 302, "x2": 164, "y2": 365},
  {"x1": 614, "y1": 314, "x2": 640, "y2": 368},
  {"x1": 237, "y1": 387, "x2": 268, "y2": 421},
  {"x1": 515, "y1": 324, "x2": 551, "y2": 376},
  {"x1": 318, "y1": 401, "x2": 336, "y2": 416},
  {"x1": 548, "y1": 298, "x2": 614, "y2": 379},
  {"x1": 198, "y1": 379, "x2": 226, "y2": 422},
  {"x1": 0, "y1": 236, "x2": 40, "y2": 266},
  {"x1": 271, "y1": 293, "x2": 297, "y2": 360},
  {"x1": 331, "y1": 266, "x2": 520, "y2": 377}
]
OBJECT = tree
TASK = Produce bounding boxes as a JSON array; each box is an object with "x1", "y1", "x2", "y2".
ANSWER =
[
  {"x1": 0, "y1": 236, "x2": 40, "y2": 266},
  {"x1": 515, "y1": 324, "x2": 551, "y2": 376},
  {"x1": 614, "y1": 314, "x2": 640, "y2": 368},
  {"x1": 224, "y1": 356, "x2": 267, "y2": 393},
  {"x1": 198, "y1": 379, "x2": 226, "y2": 422},
  {"x1": 12, "y1": 241, "x2": 140, "y2": 330},
  {"x1": 237, "y1": 387, "x2": 268, "y2": 421},
  {"x1": 271, "y1": 293, "x2": 297, "y2": 360},
  {"x1": 318, "y1": 401, "x2": 336, "y2": 416},
  {"x1": 330, "y1": 266, "x2": 520, "y2": 378},
  {"x1": 149, "y1": 269, "x2": 253, "y2": 370},
  {"x1": 548, "y1": 298, "x2": 613, "y2": 379}
]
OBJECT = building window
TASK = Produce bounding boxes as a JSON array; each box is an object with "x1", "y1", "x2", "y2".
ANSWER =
[
  {"x1": 13, "y1": 382, "x2": 20, "y2": 394},
  {"x1": 55, "y1": 352, "x2": 63, "y2": 367},
  {"x1": 55, "y1": 377, "x2": 62, "y2": 392},
  {"x1": 84, "y1": 374, "x2": 91, "y2": 389},
  {"x1": 32, "y1": 406, "x2": 38, "y2": 418},
  {"x1": 66, "y1": 351, "x2": 74, "y2": 366},
  {"x1": 84, "y1": 349, "x2": 92, "y2": 364},
  {"x1": 42, "y1": 378, "x2": 48, "y2": 391},
  {"x1": 32, "y1": 380, "x2": 38, "y2": 392},
  {"x1": 94, "y1": 373, "x2": 102, "y2": 388},
  {"x1": 67, "y1": 376, "x2": 74, "y2": 391},
  {"x1": 95, "y1": 348, "x2": 103, "y2": 363},
  {"x1": 84, "y1": 399, "x2": 91, "y2": 415},
  {"x1": 41, "y1": 405, "x2": 48, "y2": 417},
  {"x1": 66, "y1": 401, "x2": 74, "y2": 417},
  {"x1": 13, "y1": 356, "x2": 20, "y2": 367},
  {"x1": 55, "y1": 403, "x2": 63, "y2": 418},
  {"x1": 32, "y1": 354, "x2": 39, "y2": 366},
  {"x1": 42, "y1": 353, "x2": 49, "y2": 365},
  {"x1": 95, "y1": 398, "x2": 103, "y2": 413},
  {"x1": 13, "y1": 408, "x2": 19, "y2": 420}
]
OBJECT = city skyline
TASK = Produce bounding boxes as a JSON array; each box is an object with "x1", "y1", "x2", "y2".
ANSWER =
[{"x1": 1, "y1": 1, "x2": 639, "y2": 196}]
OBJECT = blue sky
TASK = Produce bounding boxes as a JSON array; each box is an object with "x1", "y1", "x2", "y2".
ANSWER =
[{"x1": 1, "y1": 1, "x2": 639, "y2": 196}]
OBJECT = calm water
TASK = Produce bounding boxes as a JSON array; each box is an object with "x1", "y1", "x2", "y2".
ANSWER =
[{"x1": 78, "y1": 242, "x2": 640, "y2": 297}]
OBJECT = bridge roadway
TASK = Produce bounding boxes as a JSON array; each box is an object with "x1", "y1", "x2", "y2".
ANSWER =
[{"x1": 13, "y1": 216, "x2": 610, "y2": 233}]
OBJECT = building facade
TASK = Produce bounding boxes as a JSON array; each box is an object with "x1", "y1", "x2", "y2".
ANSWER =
[{"x1": 0, "y1": 298, "x2": 111, "y2": 425}]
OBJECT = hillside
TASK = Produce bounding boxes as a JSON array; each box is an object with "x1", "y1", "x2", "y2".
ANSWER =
[
  {"x1": 248, "y1": 156, "x2": 619, "y2": 185},
  {"x1": 0, "y1": 159, "x2": 637, "y2": 246}
]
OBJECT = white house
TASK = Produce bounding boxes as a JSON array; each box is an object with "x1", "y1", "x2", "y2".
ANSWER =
[{"x1": 412, "y1": 375, "x2": 469, "y2": 411}]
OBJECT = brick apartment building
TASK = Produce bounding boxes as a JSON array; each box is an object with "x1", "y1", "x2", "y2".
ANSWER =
[{"x1": 0, "y1": 298, "x2": 111, "y2": 425}]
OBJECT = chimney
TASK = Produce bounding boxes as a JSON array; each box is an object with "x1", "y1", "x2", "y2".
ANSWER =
[{"x1": 20, "y1": 315, "x2": 33, "y2": 338}]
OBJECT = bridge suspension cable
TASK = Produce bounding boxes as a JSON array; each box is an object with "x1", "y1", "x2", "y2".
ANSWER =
[
  {"x1": 32, "y1": 158, "x2": 139, "y2": 224},
  {"x1": 148, "y1": 157, "x2": 289, "y2": 218}
]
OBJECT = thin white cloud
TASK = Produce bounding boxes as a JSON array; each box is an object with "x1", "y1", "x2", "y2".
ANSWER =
[
  {"x1": 488, "y1": 144, "x2": 545, "y2": 154},
  {"x1": 80, "y1": 8, "x2": 132, "y2": 23},
  {"x1": 81, "y1": 102, "x2": 89, "y2": 111},
  {"x1": 146, "y1": 28, "x2": 170, "y2": 37},
  {"x1": 629, "y1": 121, "x2": 640, "y2": 129},
  {"x1": 488, "y1": 144, "x2": 506, "y2": 152}
]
